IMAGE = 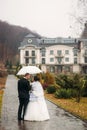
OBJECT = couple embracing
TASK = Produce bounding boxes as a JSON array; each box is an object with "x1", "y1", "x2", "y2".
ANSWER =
[{"x1": 17, "y1": 73, "x2": 50, "y2": 121}]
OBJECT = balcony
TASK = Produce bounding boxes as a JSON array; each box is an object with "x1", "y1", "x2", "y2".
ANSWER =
[
  {"x1": 55, "y1": 54, "x2": 64, "y2": 58},
  {"x1": 24, "y1": 55, "x2": 36, "y2": 58},
  {"x1": 55, "y1": 61, "x2": 64, "y2": 65}
]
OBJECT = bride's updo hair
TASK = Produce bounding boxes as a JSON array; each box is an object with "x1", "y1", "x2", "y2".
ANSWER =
[{"x1": 34, "y1": 76, "x2": 40, "y2": 81}]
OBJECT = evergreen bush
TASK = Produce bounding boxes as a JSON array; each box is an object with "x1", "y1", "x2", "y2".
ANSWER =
[
  {"x1": 55, "y1": 88, "x2": 73, "y2": 99},
  {"x1": 55, "y1": 74, "x2": 73, "y2": 89},
  {"x1": 46, "y1": 85, "x2": 56, "y2": 94}
]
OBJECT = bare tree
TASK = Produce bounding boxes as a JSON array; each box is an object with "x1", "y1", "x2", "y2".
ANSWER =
[
  {"x1": 0, "y1": 20, "x2": 41, "y2": 64},
  {"x1": 69, "y1": 0, "x2": 87, "y2": 37}
]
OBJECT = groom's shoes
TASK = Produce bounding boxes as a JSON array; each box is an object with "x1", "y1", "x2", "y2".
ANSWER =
[
  {"x1": 21, "y1": 118, "x2": 24, "y2": 121},
  {"x1": 18, "y1": 118, "x2": 23, "y2": 121}
]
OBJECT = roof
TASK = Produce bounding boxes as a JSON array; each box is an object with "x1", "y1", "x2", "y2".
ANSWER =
[
  {"x1": 25, "y1": 34, "x2": 36, "y2": 38},
  {"x1": 19, "y1": 34, "x2": 87, "y2": 48},
  {"x1": 40, "y1": 37, "x2": 78, "y2": 44}
]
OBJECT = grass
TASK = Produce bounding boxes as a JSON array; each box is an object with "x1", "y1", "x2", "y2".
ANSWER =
[
  {"x1": 0, "y1": 76, "x2": 7, "y2": 117},
  {"x1": 0, "y1": 90, "x2": 4, "y2": 118},
  {"x1": 45, "y1": 92, "x2": 87, "y2": 122},
  {"x1": 0, "y1": 77, "x2": 7, "y2": 89}
]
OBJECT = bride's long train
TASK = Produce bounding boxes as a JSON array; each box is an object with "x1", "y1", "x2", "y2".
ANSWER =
[{"x1": 24, "y1": 97, "x2": 50, "y2": 121}]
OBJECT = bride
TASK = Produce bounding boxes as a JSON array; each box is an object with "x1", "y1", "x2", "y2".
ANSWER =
[{"x1": 24, "y1": 75, "x2": 50, "y2": 121}]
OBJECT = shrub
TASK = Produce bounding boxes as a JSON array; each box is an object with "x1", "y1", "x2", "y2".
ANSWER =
[
  {"x1": 73, "y1": 74, "x2": 85, "y2": 102},
  {"x1": 55, "y1": 88, "x2": 73, "y2": 99},
  {"x1": 82, "y1": 75, "x2": 87, "y2": 97},
  {"x1": 46, "y1": 85, "x2": 56, "y2": 94},
  {"x1": 82, "y1": 87, "x2": 87, "y2": 97},
  {"x1": 55, "y1": 74, "x2": 73, "y2": 89},
  {"x1": 71, "y1": 89, "x2": 77, "y2": 97},
  {"x1": 42, "y1": 83, "x2": 49, "y2": 90},
  {"x1": 44, "y1": 72, "x2": 55, "y2": 85}
]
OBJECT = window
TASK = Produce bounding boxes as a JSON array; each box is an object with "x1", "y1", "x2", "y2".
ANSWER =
[
  {"x1": 25, "y1": 51, "x2": 29, "y2": 56},
  {"x1": 32, "y1": 58, "x2": 35, "y2": 64},
  {"x1": 42, "y1": 51, "x2": 45, "y2": 56},
  {"x1": 50, "y1": 50, "x2": 54, "y2": 55},
  {"x1": 50, "y1": 66, "x2": 55, "y2": 72},
  {"x1": 57, "y1": 50, "x2": 62, "y2": 55},
  {"x1": 74, "y1": 58, "x2": 77, "y2": 64},
  {"x1": 85, "y1": 50, "x2": 87, "y2": 55},
  {"x1": 65, "y1": 50, "x2": 69, "y2": 54},
  {"x1": 65, "y1": 57, "x2": 69, "y2": 62},
  {"x1": 50, "y1": 58, "x2": 54, "y2": 62},
  {"x1": 64, "y1": 66, "x2": 70, "y2": 72},
  {"x1": 73, "y1": 49, "x2": 78, "y2": 56},
  {"x1": 41, "y1": 48, "x2": 46, "y2": 56},
  {"x1": 25, "y1": 58, "x2": 29, "y2": 64},
  {"x1": 57, "y1": 57, "x2": 62, "y2": 63},
  {"x1": 32, "y1": 50, "x2": 35, "y2": 56},
  {"x1": 84, "y1": 57, "x2": 87, "y2": 63},
  {"x1": 42, "y1": 58, "x2": 45, "y2": 64},
  {"x1": 57, "y1": 66, "x2": 62, "y2": 72}
]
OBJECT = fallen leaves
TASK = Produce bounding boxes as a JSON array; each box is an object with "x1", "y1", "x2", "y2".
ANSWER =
[{"x1": 45, "y1": 92, "x2": 87, "y2": 121}]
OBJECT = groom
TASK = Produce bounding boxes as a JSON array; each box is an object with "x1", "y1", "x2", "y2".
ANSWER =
[{"x1": 17, "y1": 73, "x2": 31, "y2": 121}]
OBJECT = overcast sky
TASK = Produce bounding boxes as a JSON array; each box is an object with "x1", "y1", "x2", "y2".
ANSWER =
[{"x1": 0, "y1": 0, "x2": 79, "y2": 37}]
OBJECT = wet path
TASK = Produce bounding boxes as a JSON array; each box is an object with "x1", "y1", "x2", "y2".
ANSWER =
[{"x1": 0, "y1": 75, "x2": 87, "y2": 130}]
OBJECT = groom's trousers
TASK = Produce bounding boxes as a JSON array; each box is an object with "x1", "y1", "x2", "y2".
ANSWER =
[{"x1": 18, "y1": 98, "x2": 29, "y2": 120}]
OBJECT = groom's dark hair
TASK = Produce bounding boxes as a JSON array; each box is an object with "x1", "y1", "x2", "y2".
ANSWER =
[
  {"x1": 34, "y1": 76, "x2": 40, "y2": 81},
  {"x1": 25, "y1": 73, "x2": 30, "y2": 77}
]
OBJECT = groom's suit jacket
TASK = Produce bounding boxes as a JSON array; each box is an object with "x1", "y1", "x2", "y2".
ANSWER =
[{"x1": 18, "y1": 78, "x2": 31, "y2": 99}]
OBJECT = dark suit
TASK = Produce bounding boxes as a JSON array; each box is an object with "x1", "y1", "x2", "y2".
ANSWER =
[{"x1": 18, "y1": 77, "x2": 31, "y2": 120}]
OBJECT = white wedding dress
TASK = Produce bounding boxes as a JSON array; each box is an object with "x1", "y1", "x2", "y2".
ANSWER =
[{"x1": 24, "y1": 81, "x2": 50, "y2": 121}]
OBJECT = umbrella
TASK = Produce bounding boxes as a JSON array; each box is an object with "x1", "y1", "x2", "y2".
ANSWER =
[{"x1": 17, "y1": 66, "x2": 42, "y2": 75}]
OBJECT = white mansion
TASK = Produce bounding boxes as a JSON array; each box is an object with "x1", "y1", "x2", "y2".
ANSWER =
[{"x1": 19, "y1": 34, "x2": 87, "y2": 74}]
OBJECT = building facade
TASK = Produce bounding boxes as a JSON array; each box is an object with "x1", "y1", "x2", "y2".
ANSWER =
[{"x1": 18, "y1": 34, "x2": 87, "y2": 74}]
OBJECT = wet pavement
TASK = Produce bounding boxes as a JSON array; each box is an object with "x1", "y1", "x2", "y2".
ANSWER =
[{"x1": 0, "y1": 75, "x2": 87, "y2": 130}]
